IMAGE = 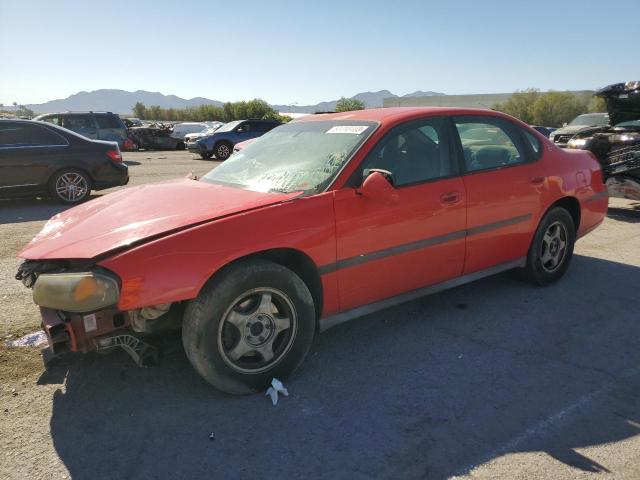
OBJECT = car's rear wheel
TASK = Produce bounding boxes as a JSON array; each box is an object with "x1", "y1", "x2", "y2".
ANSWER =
[
  {"x1": 48, "y1": 169, "x2": 92, "y2": 204},
  {"x1": 214, "y1": 141, "x2": 232, "y2": 160},
  {"x1": 182, "y1": 259, "x2": 316, "y2": 394},
  {"x1": 520, "y1": 207, "x2": 575, "y2": 285},
  {"x1": 200, "y1": 152, "x2": 213, "y2": 159}
]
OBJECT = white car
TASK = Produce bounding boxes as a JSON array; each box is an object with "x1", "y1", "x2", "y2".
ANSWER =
[
  {"x1": 184, "y1": 124, "x2": 223, "y2": 145},
  {"x1": 170, "y1": 122, "x2": 209, "y2": 140}
]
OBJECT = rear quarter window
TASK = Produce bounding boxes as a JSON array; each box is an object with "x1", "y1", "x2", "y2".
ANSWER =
[
  {"x1": 63, "y1": 115, "x2": 95, "y2": 130},
  {"x1": 523, "y1": 130, "x2": 542, "y2": 159},
  {"x1": 95, "y1": 114, "x2": 124, "y2": 129}
]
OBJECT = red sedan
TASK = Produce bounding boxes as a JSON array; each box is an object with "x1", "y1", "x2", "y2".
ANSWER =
[{"x1": 17, "y1": 107, "x2": 608, "y2": 394}]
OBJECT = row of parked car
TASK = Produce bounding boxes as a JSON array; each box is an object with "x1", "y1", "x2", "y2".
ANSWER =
[
  {"x1": 33, "y1": 111, "x2": 226, "y2": 152},
  {"x1": 0, "y1": 114, "x2": 281, "y2": 204},
  {"x1": 31, "y1": 111, "x2": 284, "y2": 160}
]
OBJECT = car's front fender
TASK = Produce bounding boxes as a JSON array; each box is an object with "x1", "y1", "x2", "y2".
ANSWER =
[{"x1": 98, "y1": 192, "x2": 339, "y2": 315}]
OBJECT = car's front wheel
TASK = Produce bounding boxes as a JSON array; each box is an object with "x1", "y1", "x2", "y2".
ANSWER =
[
  {"x1": 214, "y1": 141, "x2": 232, "y2": 160},
  {"x1": 521, "y1": 207, "x2": 576, "y2": 285},
  {"x1": 183, "y1": 259, "x2": 316, "y2": 394},
  {"x1": 48, "y1": 169, "x2": 92, "y2": 204}
]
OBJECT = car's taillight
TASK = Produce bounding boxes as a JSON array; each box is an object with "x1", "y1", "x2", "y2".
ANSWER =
[
  {"x1": 107, "y1": 149, "x2": 123, "y2": 163},
  {"x1": 123, "y1": 138, "x2": 134, "y2": 150}
]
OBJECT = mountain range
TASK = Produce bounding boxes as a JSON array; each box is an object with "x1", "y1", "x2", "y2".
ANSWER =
[{"x1": 20, "y1": 88, "x2": 445, "y2": 115}]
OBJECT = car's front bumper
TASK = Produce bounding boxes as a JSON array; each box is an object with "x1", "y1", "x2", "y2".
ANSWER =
[{"x1": 187, "y1": 142, "x2": 209, "y2": 154}]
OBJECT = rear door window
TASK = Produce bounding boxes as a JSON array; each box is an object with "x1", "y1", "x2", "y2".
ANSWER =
[
  {"x1": 256, "y1": 122, "x2": 277, "y2": 132},
  {"x1": 0, "y1": 123, "x2": 30, "y2": 145},
  {"x1": 453, "y1": 116, "x2": 530, "y2": 173},
  {"x1": 0, "y1": 123, "x2": 67, "y2": 146}
]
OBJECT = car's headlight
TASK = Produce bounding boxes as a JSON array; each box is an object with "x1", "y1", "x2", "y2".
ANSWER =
[
  {"x1": 33, "y1": 271, "x2": 120, "y2": 312},
  {"x1": 567, "y1": 138, "x2": 589, "y2": 149}
]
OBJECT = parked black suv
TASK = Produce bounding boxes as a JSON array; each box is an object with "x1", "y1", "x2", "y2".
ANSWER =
[
  {"x1": 566, "y1": 81, "x2": 640, "y2": 200},
  {"x1": 33, "y1": 111, "x2": 133, "y2": 150},
  {"x1": 0, "y1": 119, "x2": 129, "y2": 204}
]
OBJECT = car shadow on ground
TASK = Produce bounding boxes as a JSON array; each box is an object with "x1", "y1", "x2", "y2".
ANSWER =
[
  {"x1": 607, "y1": 202, "x2": 640, "y2": 223},
  {"x1": 40, "y1": 255, "x2": 640, "y2": 479},
  {"x1": 0, "y1": 196, "x2": 103, "y2": 225}
]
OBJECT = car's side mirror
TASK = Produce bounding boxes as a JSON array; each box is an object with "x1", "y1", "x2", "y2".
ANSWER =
[
  {"x1": 562, "y1": 122, "x2": 568, "y2": 127},
  {"x1": 356, "y1": 170, "x2": 398, "y2": 204}
]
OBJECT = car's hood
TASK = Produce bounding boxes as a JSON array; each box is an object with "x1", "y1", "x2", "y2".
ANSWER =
[
  {"x1": 596, "y1": 81, "x2": 640, "y2": 126},
  {"x1": 186, "y1": 132, "x2": 206, "y2": 140},
  {"x1": 552, "y1": 125, "x2": 592, "y2": 137},
  {"x1": 20, "y1": 179, "x2": 298, "y2": 260}
]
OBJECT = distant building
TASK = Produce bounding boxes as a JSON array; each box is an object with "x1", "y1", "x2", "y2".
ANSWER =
[{"x1": 383, "y1": 91, "x2": 594, "y2": 109}]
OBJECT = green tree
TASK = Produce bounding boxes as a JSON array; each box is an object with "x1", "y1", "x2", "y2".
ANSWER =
[
  {"x1": 335, "y1": 97, "x2": 365, "y2": 112},
  {"x1": 530, "y1": 91, "x2": 586, "y2": 127},
  {"x1": 147, "y1": 105, "x2": 162, "y2": 120},
  {"x1": 587, "y1": 95, "x2": 607, "y2": 113},
  {"x1": 15, "y1": 105, "x2": 35, "y2": 118},
  {"x1": 127, "y1": 99, "x2": 281, "y2": 122},
  {"x1": 493, "y1": 89, "x2": 539, "y2": 124},
  {"x1": 132, "y1": 102, "x2": 147, "y2": 119}
]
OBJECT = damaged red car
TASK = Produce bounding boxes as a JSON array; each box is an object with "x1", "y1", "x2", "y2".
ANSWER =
[{"x1": 16, "y1": 108, "x2": 608, "y2": 394}]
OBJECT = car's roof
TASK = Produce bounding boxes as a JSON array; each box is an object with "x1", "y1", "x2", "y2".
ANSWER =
[
  {"x1": 295, "y1": 107, "x2": 517, "y2": 127},
  {"x1": 1, "y1": 118, "x2": 41, "y2": 123},
  {"x1": 34, "y1": 111, "x2": 117, "y2": 116}
]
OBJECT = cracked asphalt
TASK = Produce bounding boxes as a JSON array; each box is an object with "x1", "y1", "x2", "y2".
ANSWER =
[{"x1": 1, "y1": 151, "x2": 639, "y2": 479}]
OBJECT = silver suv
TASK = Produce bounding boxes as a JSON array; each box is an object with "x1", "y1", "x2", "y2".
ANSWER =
[{"x1": 34, "y1": 111, "x2": 133, "y2": 149}]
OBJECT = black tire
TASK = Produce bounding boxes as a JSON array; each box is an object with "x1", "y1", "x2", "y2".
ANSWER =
[
  {"x1": 214, "y1": 141, "x2": 232, "y2": 160},
  {"x1": 183, "y1": 259, "x2": 316, "y2": 394},
  {"x1": 48, "y1": 168, "x2": 92, "y2": 204},
  {"x1": 520, "y1": 207, "x2": 575, "y2": 285},
  {"x1": 200, "y1": 152, "x2": 213, "y2": 159}
]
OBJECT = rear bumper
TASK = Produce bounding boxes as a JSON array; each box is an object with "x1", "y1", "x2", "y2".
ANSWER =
[
  {"x1": 94, "y1": 163, "x2": 129, "y2": 190},
  {"x1": 41, "y1": 307, "x2": 130, "y2": 355}
]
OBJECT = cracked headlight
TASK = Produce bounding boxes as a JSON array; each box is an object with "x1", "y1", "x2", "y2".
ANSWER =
[{"x1": 33, "y1": 271, "x2": 120, "y2": 312}]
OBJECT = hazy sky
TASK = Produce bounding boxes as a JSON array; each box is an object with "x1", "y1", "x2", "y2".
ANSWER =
[{"x1": 1, "y1": 0, "x2": 638, "y2": 105}]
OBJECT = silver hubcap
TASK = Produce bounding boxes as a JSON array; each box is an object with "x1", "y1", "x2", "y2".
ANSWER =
[
  {"x1": 55, "y1": 172, "x2": 88, "y2": 202},
  {"x1": 218, "y1": 288, "x2": 297, "y2": 373},
  {"x1": 217, "y1": 144, "x2": 230, "y2": 158},
  {"x1": 540, "y1": 221, "x2": 568, "y2": 273}
]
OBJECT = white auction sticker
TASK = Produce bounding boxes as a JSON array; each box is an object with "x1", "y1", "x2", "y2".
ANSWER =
[
  {"x1": 83, "y1": 313, "x2": 97, "y2": 332},
  {"x1": 326, "y1": 125, "x2": 368, "y2": 134}
]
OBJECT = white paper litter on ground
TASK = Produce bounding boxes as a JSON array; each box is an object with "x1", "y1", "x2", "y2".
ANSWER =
[
  {"x1": 265, "y1": 378, "x2": 289, "y2": 406},
  {"x1": 4, "y1": 330, "x2": 47, "y2": 347}
]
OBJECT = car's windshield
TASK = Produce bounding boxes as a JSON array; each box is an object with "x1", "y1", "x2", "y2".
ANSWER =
[
  {"x1": 615, "y1": 119, "x2": 640, "y2": 127},
  {"x1": 216, "y1": 120, "x2": 243, "y2": 133},
  {"x1": 568, "y1": 114, "x2": 609, "y2": 127},
  {"x1": 201, "y1": 120, "x2": 377, "y2": 193}
]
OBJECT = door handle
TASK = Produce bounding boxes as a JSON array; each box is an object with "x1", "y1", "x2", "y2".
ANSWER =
[
  {"x1": 530, "y1": 176, "x2": 546, "y2": 185},
  {"x1": 440, "y1": 191, "x2": 461, "y2": 205}
]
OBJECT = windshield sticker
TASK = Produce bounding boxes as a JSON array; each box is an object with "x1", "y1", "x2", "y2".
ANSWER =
[{"x1": 326, "y1": 125, "x2": 368, "y2": 135}]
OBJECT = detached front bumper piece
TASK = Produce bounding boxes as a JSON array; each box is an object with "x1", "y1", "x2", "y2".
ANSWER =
[{"x1": 40, "y1": 307, "x2": 129, "y2": 355}]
